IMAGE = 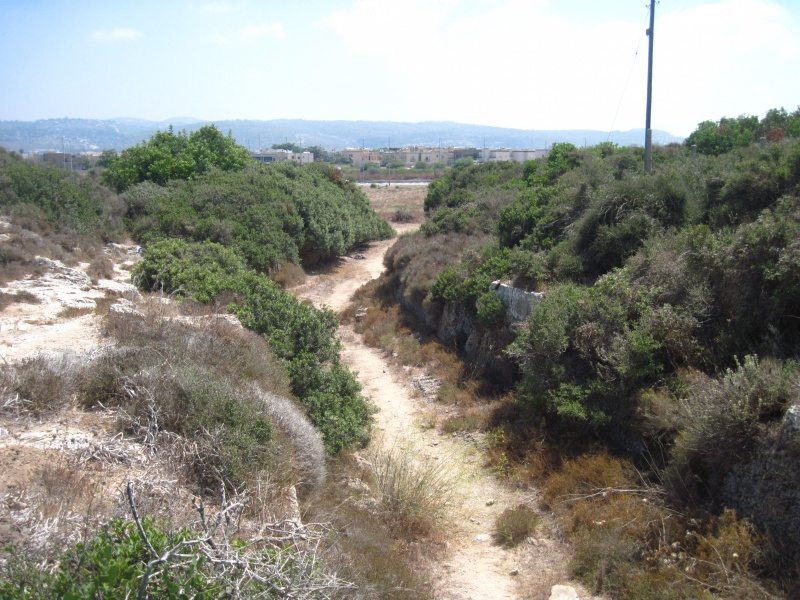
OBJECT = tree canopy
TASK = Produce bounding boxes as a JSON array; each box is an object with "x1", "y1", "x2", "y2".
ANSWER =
[{"x1": 101, "y1": 125, "x2": 251, "y2": 192}]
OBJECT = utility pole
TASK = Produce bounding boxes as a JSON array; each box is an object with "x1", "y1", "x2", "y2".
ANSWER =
[{"x1": 644, "y1": 0, "x2": 656, "y2": 175}]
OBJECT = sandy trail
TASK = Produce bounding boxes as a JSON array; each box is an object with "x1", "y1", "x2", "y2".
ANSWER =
[{"x1": 293, "y1": 223, "x2": 543, "y2": 599}]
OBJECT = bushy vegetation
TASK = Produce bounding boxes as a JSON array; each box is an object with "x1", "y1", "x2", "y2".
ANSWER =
[
  {"x1": 685, "y1": 106, "x2": 800, "y2": 155},
  {"x1": 124, "y1": 160, "x2": 393, "y2": 271},
  {"x1": 101, "y1": 125, "x2": 251, "y2": 192},
  {"x1": 376, "y1": 107, "x2": 800, "y2": 595},
  {"x1": 132, "y1": 239, "x2": 374, "y2": 454}
]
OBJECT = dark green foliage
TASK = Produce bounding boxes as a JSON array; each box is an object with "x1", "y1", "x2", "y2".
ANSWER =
[
  {"x1": 0, "y1": 147, "x2": 124, "y2": 240},
  {"x1": 133, "y1": 238, "x2": 247, "y2": 302},
  {"x1": 101, "y1": 125, "x2": 251, "y2": 192},
  {"x1": 685, "y1": 115, "x2": 759, "y2": 156},
  {"x1": 476, "y1": 291, "x2": 506, "y2": 326},
  {"x1": 423, "y1": 161, "x2": 523, "y2": 214},
  {"x1": 132, "y1": 240, "x2": 373, "y2": 454},
  {"x1": 685, "y1": 107, "x2": 800, "y2": 155},
  {"x1": 1, "y1": 519, "x2": 222, "y2": 599},
  {"x1": 497, "y1": 185, "x2": 564, "y2": 249},
  {"x1": 126, "y1": 161, "x2": 392, "y2": 271}
]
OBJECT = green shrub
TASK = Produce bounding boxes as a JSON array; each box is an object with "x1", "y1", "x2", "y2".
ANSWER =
[
  {"x1": 126, "y1": 161, "x2": 392, "y2": 271},
  {"x1": 0, "y1": 150, "x2": 123, "y2": 240},
  {"x1": 132, "y1": 239, "x2": 374, "y2": 454},
  {"x1": 1, "y1": 518, "x2": 221, "y2": 599},
  {"x1": 476, "y1": 290, "x2": 505, "y2": 325},
  {"x1": 102, "y1": 125, "x2": 251, "y2": 192},
  {"x1": 669, "y1": 355, "x2": 798, "y2": 501}
]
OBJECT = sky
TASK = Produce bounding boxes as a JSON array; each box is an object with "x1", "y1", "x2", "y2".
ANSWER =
[{"x1": 1, "y1": 0, "x2": 798, "y2": 138}]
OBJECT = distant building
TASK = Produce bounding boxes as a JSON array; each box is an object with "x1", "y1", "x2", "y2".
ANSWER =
[
  {"x1": 481, "y1": 148, "x2": 511, "y2": 162},
  {"x1": 345, "y1": 149, "x2": 381, "y2": 166},
  {"x1": 509, "y1": 149, "x2": 548, "y2": 162},
  {"x1": 250, "y1": 149, "x2": 313, "y2": 165},
  {"x1": 480, "y1": 148, "x2": 549, "y2": 163}
]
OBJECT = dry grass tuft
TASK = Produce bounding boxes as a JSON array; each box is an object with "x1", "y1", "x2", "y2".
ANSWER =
[
  {"x1": 367, "y1": 440, "x2": 456, "y2": 537},
  {"x1": 493, "y1": 504, "x2": 540, "y2": 547},
  {"x1": 271, "y1": 262, "x2": 307, "y2": 288},
  {"x1": 86, "y1": 253, "x2": 115, "y2": 283}
]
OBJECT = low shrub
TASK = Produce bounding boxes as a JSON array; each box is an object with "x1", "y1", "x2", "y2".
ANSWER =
[
  {"x1": 2, "y1": 351, "x2": 82, "y2": 415},
  {"x1": 668, "y1": 355, "x2": 798, "y2": 504},
  {"x1": 493, "y1": 504, "x2": 539, "y2": 547},
  {"x1": 86, "y1": 253, "x2": 115, "y2": 283},
  {"x1": 391, "y1": 208, "x2": 415, "y2": 223}
]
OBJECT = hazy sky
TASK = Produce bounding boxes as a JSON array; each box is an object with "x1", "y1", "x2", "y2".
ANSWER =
[{"x1": 1, "y1": 0, "x2": 798, "y2": 137}]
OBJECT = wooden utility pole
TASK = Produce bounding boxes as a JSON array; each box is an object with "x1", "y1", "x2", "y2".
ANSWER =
[{"x1": 644, "y1": 0, "x2": 656, "y2": 175}]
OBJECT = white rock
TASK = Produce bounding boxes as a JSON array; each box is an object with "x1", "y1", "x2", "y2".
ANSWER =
[
  {"x1": 782, "y1": 404, "x2": 800, "y2": 447},
  {"x1": 549, "y1": 585, "x2": 579, "y2": 600}
]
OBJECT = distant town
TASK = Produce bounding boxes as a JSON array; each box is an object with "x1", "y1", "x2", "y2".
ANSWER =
[{"x1": 18, "y1": 144, "x2": 551, "y2": 171}]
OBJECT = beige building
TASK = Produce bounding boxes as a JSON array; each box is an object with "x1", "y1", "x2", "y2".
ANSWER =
[
  {"x1": 345, "y1": 149, "x2": 382, "y2": 166},
  {"x1": 481, "y1": 148, "x2": 512, "y2": 162},
  {"x1": 251, "y1": 150, "x2": 313, "y2": 165}
]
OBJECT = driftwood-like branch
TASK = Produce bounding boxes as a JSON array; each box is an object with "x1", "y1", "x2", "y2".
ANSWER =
[{"x1": 125, "y1": 480, "x2": 355, "y2": 599}]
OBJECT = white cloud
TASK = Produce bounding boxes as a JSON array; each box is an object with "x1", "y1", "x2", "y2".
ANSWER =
[
  {"x1": 90, "y1": 28, "x2": 142, "y2": 42},
  {"x1": 240, "y1": 23, "x2": 286, "y2": 41},
  {"x1": 209, "y1": 32, "x2": 228, "y2": 45},
  {"x1": 320, "y1": 0, "x2": 800, "y2": 135},
  {"x1": 200, "y1": 1, "x2": 248, "y2": 14}
]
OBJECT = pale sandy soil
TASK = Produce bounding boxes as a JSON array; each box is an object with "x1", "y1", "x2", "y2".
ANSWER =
[{"x1": 294, "y1": 187, "x2": 600, "y2": 600}]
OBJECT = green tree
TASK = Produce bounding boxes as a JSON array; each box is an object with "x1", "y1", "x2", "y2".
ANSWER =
[
  {"x1": 305, "y1": 145, "x2": 327, "y2": 161},
  {"x1": 685, "y1": 115, "x2": 759, "y2": 155},
  {"x1": 102, "y1": 125, "x2": 250, "y2": 192},
  {"x1": 272, "y1": 142, "x2": 304, "y2": 153}
]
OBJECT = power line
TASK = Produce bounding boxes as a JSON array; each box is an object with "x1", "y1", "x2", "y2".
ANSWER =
[{"x1": 606, "y1": 4, "x2": 651, "y2": 142}]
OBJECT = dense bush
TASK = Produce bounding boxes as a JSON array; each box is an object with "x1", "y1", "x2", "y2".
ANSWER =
[
  {"x1": 0, "y1": 147, "x2": 124, "y2": 240},
  {"x1": 101, "y1": 125, "x2": 251, "y2": 192},
  {"x1": 376, "y1": 111, "x2": 800, "y2": 591},
  {"x1": 132, "y1": 239, "x2": 373, "y2": 454},
  {"x1": 125, "y1": 161, "x2": 393, "y2": 271},
  {"x1": 669, "y1": 356, "x2": 798, "y2": 502}
]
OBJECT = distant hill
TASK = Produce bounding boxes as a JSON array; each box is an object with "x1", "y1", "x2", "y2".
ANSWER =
[{"x1": 0, "y1": 117, "x2": 682, "y2": 153}]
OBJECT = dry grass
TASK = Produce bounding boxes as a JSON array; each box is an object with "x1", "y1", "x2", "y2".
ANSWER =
[
  {"x1": 0, "y1": 290, "x2": 41, "y2": 311},
  {"x1": 57, "y1": 305, "x2": 95, "y2": 319},
  {"x1": 306, "y1": 455, "x2": 437, "y2": 600},
  {"x1": 362, "y1": 185, "x2": 427, "y2": 224},
  {"x1": 86, "y1": 253, "x2": 115, "y2": 283},
  {"x1": 493, "y1": 504, "x2": 540, "y2": 547},
  {"x1": 366, "y1": 440, "x2": 457, "y2": 537},
  {"x1": 271, "y1": 262, "x2": 307, "y2": 288}
]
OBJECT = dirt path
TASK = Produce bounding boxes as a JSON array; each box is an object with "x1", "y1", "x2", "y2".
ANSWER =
[{"x1": 293, "y1": 189, "x2": 593, "y2": 600}]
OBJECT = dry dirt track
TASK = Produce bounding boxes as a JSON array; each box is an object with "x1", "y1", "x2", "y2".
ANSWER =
[{"x1": 293, "y1": 186, "x2": 597, "y2": 600}]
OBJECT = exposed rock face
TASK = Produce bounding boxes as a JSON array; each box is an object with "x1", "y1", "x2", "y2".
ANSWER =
[
  {"x1": 437, "y1": 300, "x2": 518, "y2": 384},
  {"x1": 721, "y1": 412, "x2": 800, "y2": 567},
  {"x1": 782, "y1": 403, "x2": 800, "y2": 449},
  {"x1": 489, "y1": 280, "x2": 544, "y2": 322}
]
